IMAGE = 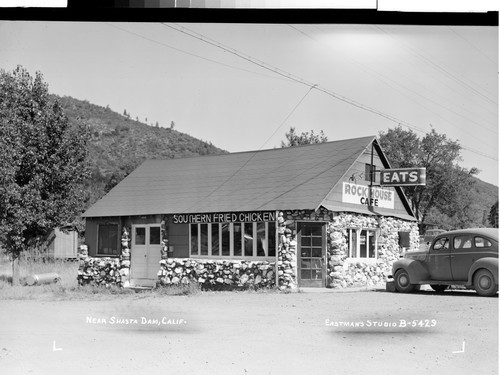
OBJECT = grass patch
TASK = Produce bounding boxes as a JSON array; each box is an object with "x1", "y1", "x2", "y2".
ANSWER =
[
  {"x1": 0, "y1": 256, "x2": 136, "y2": 300},
  {"x1": 0, "y1": 256, "x2": 78, "y2": 287},
  {"x1": 0, "y1": 255, "x2": 287, "y2": 300},
  {"x1": 0, "y1": 256, "x2": 201, "y2": 300},
  {"x1": 154, "y1": 282, "x2": 202, "y2": 296}
]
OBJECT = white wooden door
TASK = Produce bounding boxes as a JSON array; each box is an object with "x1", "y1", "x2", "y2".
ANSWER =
[{"x1": 131, "y1": 225, "x2": 162, "y2": 281}]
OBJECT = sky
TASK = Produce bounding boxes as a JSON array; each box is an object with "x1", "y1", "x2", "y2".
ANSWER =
[{"x1": 0, "y1": 20, "x2": 498, "y2": 185}]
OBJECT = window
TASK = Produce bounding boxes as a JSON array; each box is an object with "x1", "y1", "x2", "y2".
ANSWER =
[
  {"x1": 233, "y1": 223, "x2": 242, "y2": 256},
  {"x1": 433, "y1": 237, "x2": 449, "y2": 250},
  {"x1": 347, "y1": 228, "x2": 377, "y2": 259},
  {"x1": 149, "y1": 226, "x2": 161, "y2": 245},
  {"x1": 347, "y1": 229, "x2": 358, "y2": 257},
  {"x1": 475, "y1": 237, "x2": 492, "y2": 248},
  {"x1": 256, "y1": 222, "x2": 266, "y2": 256},
  {"x1": 97, "y1": 224, "x2": 119, "y2": 256},
  {"x1": 200, "y1": 224, "x2": 209, "y2": 255},
  {"x1": 190, "y1": 221, "x2": 276, "y2": 258},
  {"x1": 244, "y1": 223, "x2": 253, "y2": 257},
  {"x1": 454, "y1": 235, "x2": 472, "y2": 249},
  {"x1": 135, "y1": 227, "x2": 146, "y2": 245},
  {"x1": 134, "y1": 225, "x2": 161, "y2": 246},
  {"x1": 364, "y1": 163, "x2": 379, "y2": 183},
  {"x1": 190, "y1": 224, "x2": 198, "y2": 255},
  {"x1": 221, "y1": 223, "x2": 230, "y2": 256},
  {"x1": 211, "y1": 223, "x2": 220, "y2": 256}
]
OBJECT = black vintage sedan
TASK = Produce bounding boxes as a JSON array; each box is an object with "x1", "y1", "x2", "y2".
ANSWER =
[{"x1": 392, "y1": 228, "x2": 498, "y2": 296}]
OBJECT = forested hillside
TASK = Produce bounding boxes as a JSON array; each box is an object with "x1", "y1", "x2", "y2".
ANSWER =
[
  {"x1": 469, "y1": 178, "x2": 498, "y2": 226},
  {"x1": 56, "y1": 95, "x2": 227, "y2": 209}
]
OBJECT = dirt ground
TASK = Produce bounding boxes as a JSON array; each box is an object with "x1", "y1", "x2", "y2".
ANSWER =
[{"x1": 0, "y1": 288, "x2": 497, "y2": 375}]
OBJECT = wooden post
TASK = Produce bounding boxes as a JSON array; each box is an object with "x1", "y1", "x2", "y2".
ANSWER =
[
  {"x1": 275, "y1": 211, "x2": 279, "y2": 289},
  {"x1": 369, "y1": 141, "x2": 375, "y2": 212},
  {"x1": 11, "y1": 251, "x2": 20, "y2": 286}
]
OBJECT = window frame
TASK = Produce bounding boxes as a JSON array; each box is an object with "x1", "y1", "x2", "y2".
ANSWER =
[
  {"x1": 346, "y1": 227, "x2": 378, "y2": 260},
  {"x1": 474, "y1": 236, "x2": 492, "y2": 248},
  {"x1": 432, "y1": 237, "x2": 450, "y2": 250},
  {"x1": 189, "y1": 221, "x2": 277, "y2": 259},
  {"x1": 453, "y1": 235, "x2": 473, "y2": 249},
  {"x1": 96, "y1": 223, "x2": 120, "y2": 256}
]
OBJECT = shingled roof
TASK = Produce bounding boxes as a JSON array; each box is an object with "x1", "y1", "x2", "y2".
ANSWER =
[{"x1": 82, "y1": 135, "x2": 413, "y2": 219}]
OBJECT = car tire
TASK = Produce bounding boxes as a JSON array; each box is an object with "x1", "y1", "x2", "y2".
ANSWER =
[
  {"x1": 430, "y1": 284, "x2": 448, "y2": 292},
  {"x1": 473, "y1": 269, "x2": 497, "y2": 297},
  {"x1": 394, "y1": 269, "x2": 420, "y2": 293}
]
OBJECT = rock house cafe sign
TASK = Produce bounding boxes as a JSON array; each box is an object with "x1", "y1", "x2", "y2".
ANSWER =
[{"x1": 342, "y1": 182, "x2": 395, "y2": 209}]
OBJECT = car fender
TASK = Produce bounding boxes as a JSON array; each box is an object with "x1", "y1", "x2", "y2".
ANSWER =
[
  {"x1": 392, "y1": 259, "x2": 429, "y2": 284},
  {"x1": 468, "y1": 258, "x2": 498, "y2": 285}
]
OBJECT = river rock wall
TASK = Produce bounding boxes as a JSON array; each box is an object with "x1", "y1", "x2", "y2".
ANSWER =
[
  {"x1": 327, "y1": 213, "x2": 419, "y2": 288},
  {"x1": 157, "y1": 259, "x2": 276, "y2": 290},
  {"x1": 77, "y1": 228, "x2": 132, "y2": 288}
]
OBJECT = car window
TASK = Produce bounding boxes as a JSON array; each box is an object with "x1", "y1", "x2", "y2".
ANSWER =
[
  {"x1": 454, "y1": 235, "x2": 472, "y2": 249},
  {"x1": 433, "y1": 237, "x2": 449, "y2": 250},
  {"x1": 475, "y1": 236, "x2": 492, "y2": 248}
]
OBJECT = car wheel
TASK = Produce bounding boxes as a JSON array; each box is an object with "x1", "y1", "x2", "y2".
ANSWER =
[
  {"x1": 394, "y1": 269, "x2": 420, "y2": 293},
  {"x1": 430, "y1": 284, "x2": 448, "y2": 292},
  {"x1": 473, "y1": 269, "x2": 497, "y2": 297}
]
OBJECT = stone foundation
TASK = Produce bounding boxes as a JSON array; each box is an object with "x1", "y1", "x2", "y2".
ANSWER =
[
  {"x1": 276, "y1": 210, "x2": 418, "y2": 289},
  {"x1": 326, "y1": 213, "x2": 419, "y2": 288},
  {"x1": 157, "y1": 259, "x2": 276, "y2": 290},
  {"x1": 77, "y1": 257, "x2": 124, "y2": 287},
  {"x1": 77, "y1": 228, "x2": 132, "y2": 288}
]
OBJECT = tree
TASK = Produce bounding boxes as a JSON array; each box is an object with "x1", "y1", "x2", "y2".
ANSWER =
[
  {"x1": 378, "y1": 126, "x2": 478, "y2": 229},
  {"x1": 0, "y1": 66, "x2": 91, "y2": 284},
  {"x1": 489, "y1": 201, "x2": 499, "y2": 228},
  {"x1": 281, "y1": 126, "x2": 328, "y2": 147}
]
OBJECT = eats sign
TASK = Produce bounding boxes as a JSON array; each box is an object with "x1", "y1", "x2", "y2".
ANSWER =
[{"x1": 380, "y1": 168, "x2": 426, "y2": 186}]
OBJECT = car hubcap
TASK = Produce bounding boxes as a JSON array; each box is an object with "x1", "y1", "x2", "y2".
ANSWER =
[
  {"x1": 399, "y1": 275, "x2": 409, "y2": 287},
  {"x1": 479, "y1": 276, "x2": 491, "y2": 289}
]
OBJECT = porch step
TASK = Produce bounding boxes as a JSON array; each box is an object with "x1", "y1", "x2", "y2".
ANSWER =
[{"x1": 129, "y1": 279, "x2": 156, "y2": 290}]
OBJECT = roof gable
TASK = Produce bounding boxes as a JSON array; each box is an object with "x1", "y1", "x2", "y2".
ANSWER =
[
  {"x1": 318, "y1": 139, "x2": 417, "y2": 221},
  {"x1": 82, "y1": 136, "x2": 379, "y2": 217}
]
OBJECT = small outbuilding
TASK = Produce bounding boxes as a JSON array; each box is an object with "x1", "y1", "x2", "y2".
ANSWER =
[
  {"x1": 80, "y1": 136, "x2": 419, "y2": 289},
  {"x1": 27, "y1": 227, "x2": 79, "y2": 261}
]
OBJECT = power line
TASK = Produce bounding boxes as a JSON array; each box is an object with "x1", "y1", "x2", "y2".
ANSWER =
[
  {"x1": 161, "y1": 23, "x2": 313, "y2": 87},
  {"x1": 448, "y1": 26, "x2": 497, "y2": 67},
  {"x1": 259, "y1": 85, "x2": 317, "y2": 149},
  {"x1": 373, "y1": 25, "x2": 497, "y2": 108},
  {"x1": 115, "y1": 23, "x2": 495, "y2": 162},
  {"x1": 166, "y1": 23, "x2": 497, "y2": 162},
  {"x1": 105, "y1": 23, "x2": 290, "y2": 83},
  {"x1": 163, "y1": 23, "x2": 416, "y2": 125},
  {"x1": 179, "y1": 85, "x2": 317, "y2": 213},
  {"x1": 294, "y1": 24, "x2": 497, "y2": 146}
]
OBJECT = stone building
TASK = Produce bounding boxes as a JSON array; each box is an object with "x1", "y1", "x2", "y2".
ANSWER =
[{"x1": 80, "y1": 136, "x2": 419, "y2": 290}]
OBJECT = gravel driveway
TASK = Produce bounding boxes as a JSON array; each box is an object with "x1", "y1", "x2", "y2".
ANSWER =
[{"x1": 0, "y1": 288, "x2": 497, "y2": 375}]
